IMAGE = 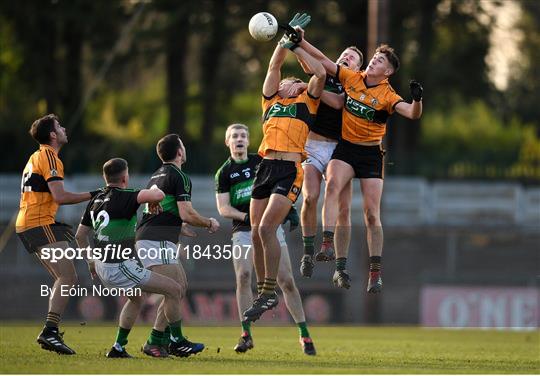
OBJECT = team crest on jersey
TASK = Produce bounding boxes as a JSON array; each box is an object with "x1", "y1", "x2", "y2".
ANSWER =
[{"x1": 50, "y1": 169, "x2": 58, "y2": 177}]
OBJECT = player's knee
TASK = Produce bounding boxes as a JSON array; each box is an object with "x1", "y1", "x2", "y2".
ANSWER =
[
  {"x1": 325, "y1": 179, "x2": 340, "y2": 198},
  {"x1": 167, "y1": 281, "x2": 183, "y2": 299},
  {"x1": 278, "y1": 277, "x2": 297, "y2": 294},
  {"x1": 364, "y1": 208, "x2": 380, "y2": 227},
  {"x1": 236, "y1": 269, "x2": 251, "y2": 288},
  {"x1": 303, "y1": 191, "x2": 319, "y2": 208},
  {"x1": 251, "y1": 228, "x2": 261, "y2": 244},
  {"x1": 258, "y1": 224, "x2": 278, "y2": 242},
  {"x1": 58, "y1": 271, "x2": 78, "y2": 286}
]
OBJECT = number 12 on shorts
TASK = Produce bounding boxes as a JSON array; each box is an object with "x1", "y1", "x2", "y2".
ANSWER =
[{"x1": 184, "y1": 244, "x2": 251, "y2": 260}]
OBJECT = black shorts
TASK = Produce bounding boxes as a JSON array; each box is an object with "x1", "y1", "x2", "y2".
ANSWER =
[
  {"x1": 331, "y1": 140, "x2": 385, "y2": 179},
  {"x1": 251, "y1": 159, "x2": 304, "y2": 203},
  {"x1": 17, "y1": 222, "x2": 74, "y2": 254}
]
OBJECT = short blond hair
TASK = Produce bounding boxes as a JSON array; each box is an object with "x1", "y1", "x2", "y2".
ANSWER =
[{"x1": 225, "y1": 123, "x2": 249, "y2": 142}]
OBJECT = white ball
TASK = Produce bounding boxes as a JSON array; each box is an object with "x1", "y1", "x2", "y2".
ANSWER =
[{"x1": 248, "y1": 12, "x2": 278, "y2": 42}]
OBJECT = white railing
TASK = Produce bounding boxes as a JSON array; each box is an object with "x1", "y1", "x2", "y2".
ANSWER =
[{"x1": 1, "y1": 174, "x2": 539, "y2": 226}]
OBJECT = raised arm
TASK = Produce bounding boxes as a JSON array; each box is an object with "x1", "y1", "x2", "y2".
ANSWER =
[
  {"x1": 297, "y1": 36, "x2": 338, "y2": 77},
  {"x1": 395, "y1": 80, "x2": 423, "y2": 120},
  {"x1": 292, "y1": 46, "x2": 326, "y2": 98},
  {"x1": 262, "y1": 45, "x2": 288, "y2": 97}
]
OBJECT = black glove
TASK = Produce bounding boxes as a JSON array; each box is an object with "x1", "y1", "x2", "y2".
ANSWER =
[
  {"x1": 242, "y1": 212, "x2": 250, "y2": 225},
  {"x1": 282, "y1": 205, "x2": 299, "y2": 232},
  {"x1": 410, "y1": 80, "x2": 423, "y2": 102}
]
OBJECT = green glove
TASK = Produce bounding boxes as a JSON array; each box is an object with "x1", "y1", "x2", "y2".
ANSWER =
[
  {"x1": 282, "y1": 205, "x2": 300, "y2": 232},
  {"x1": 279, "y1": 13, "x2": 310, "y2": 49}
]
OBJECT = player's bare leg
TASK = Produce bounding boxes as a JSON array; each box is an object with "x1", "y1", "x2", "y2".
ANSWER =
[
  {"x1": 35, "y1": 241, "x2": 78, "y2": 355},
  {"x1": 360, "y1": 178, "x2": 384, "y2": 293},
  {"x1": 300, "y1": 164, "x2": 322, "y2": 277},
  {"x1": 106, "y1": 295, "x2": 143, "y2": 358},
  {"x1": 277, "y1": 245, "x2": 316, "y2": 355},
  {"x1": 143, "y1": 263, "x2": 201, "y2": 358},
  {"x1": 250, "y1": 197, "x2": 269, "y2": 295},
  {"x1": 320, "y1": 160, "x2": 355, "y2": 263},
  {"x1": 333, "y1": 180, "x2": 353, "y2": 289},
  {"x1": 244, "y1": 194, "x2": 291, "y2": 322},
  {"x1": 232, "y1": 255, "x2": 255, "y2": 352}
]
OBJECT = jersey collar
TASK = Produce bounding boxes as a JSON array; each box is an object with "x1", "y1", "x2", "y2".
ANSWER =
[{"x1": 40, "y1": 143, "x2": 58, "y2": 155}]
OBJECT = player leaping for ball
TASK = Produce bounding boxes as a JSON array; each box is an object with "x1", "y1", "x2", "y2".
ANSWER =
[
  {"x1": 216, "y1": 123, "x2": 315, "y2": 355},
  {"x1": 242, "y1": 13, "x2": 326, "y2": 322},
  {"x1": 297, "y1": 29, "x2": 423, "y2": 292}
]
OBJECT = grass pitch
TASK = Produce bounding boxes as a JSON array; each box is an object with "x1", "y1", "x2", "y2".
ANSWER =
[{"x1": 0, "y1": 324, "x2": 538, "y2": 374}]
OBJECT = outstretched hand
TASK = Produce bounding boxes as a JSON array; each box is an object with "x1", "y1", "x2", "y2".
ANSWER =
[{"x1": 410, "y1": 80, "x2": 423, "y2": 102}]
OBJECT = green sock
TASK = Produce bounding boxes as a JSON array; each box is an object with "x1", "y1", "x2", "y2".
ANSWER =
[
  {"x1": 147, "y1": 329, "x2": 164, "y2": 346},
  {"x1": 298, "y1": 322, "x2": 310, "y2": 338},
  {"x1": 115, "y1": 327, "x2": 131, "y2": 347},
  {"x1": 241, "y1": 320, "x2": 251, "y2": 336},
  {"x1": 302, "y1": 235, "x2": 315, "y2": 256},
  {"x1": 336, "y1": 257, "x2": 347, "y2": 271},
  {"x1": 169, "y1": 320, "x2": 185, "y2": 343},
  {"x1": 161, "y1": 326, "x2": 171, "y2": 346}
]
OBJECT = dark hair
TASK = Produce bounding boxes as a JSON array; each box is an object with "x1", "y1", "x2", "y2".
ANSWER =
[
  {"x1": 156, "y1": 134, "x2": 181, "y2": 162},
  {"x1": 346, "y1": 46, "x2": 364, "y2": 68},
  {"x1": 103, "y1": 158, "x2": 128, "y2": 184},
  {"x1": 376, "y1": 44, "x2": 400, "y2": 73},
  {"x1": 29, "y1": 114, "x2": 59, "y2": 144}
]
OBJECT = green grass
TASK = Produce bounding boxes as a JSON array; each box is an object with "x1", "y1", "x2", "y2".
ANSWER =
[{"x1": 0, "y1": 324, "x2": 538, "y2": 374}]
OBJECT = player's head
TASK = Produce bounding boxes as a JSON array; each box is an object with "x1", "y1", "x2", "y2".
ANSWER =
[
  {"x1": 29, "y1": 114, "x2": 68, "y2": 146},
  {"x1": 278, "y1": 76, "x2": 304, "y2": 98},
  {"x1": 103, "y1": 158, "x2": 129, "y2": 187},
  {"x1": 156, "y1": 133, "x2": 186, "y2": 164},
  {"x1": 336, "y1": 46, "x2": 363, "y2": 71},
  {"x1": 367, "y1": 44, "x2": 400, "y2": 77},
  {"x1": 225, "y1": 123, "x2": 249, "y2": 156}
]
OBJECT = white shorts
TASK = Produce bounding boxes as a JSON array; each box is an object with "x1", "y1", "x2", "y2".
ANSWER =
[
  {"x1": 303, "y1": 138, "x2": 338, "y2": 175},
  {"x1": 135, "y1": 240, "x2": 179, "y2": 269},
  {"x1": 95, "y1": 258, "x2": 151, "y2": 289},
  {"x1": 232, "y1": 226, "x2": 287, "y2": 248}
]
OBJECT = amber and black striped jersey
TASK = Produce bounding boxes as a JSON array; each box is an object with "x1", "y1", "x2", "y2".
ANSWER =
[
  {"x1": 136, "y1": 163, "x2": 192, "y2": 243},
  {"x1": 338, "y1": 66, "x2": 404, "y2": 143},
  {"x1": 258, "y1": 91, "x2": 320, "y2": 160},
  {"x1": 16, "y1": 144, "x2": 65, "y2": 232},
  {"x1": 310, "y1": 75, "x2": 344, "y2": 140},
  {"x1": 215, "y1": 154, "x2": 261, "y2": 233},
  {"x1": 80, "y1": 187, "x2": 140, "y2": 262}
]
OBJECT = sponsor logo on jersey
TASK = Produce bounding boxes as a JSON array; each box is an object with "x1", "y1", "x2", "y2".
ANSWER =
[{"x1": 345, "y1": 96, "x2": 375, "y2": 121}]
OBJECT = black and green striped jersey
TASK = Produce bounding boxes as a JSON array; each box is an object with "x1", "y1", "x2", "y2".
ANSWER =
[
  {"x1": 80, "y1": 186, "x2": 140, "y2": 262},
  {"x1": 215, "y1": 154, "x2": 261, "y2": 233},
  {"x1": 136, "y1": 163, "x2": 191, "y2": 243}
]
